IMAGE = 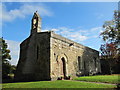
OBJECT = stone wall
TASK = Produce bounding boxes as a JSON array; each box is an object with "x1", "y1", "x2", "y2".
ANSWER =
[
  {"x1": 15, "y1": 31, "x2": 101, "y2": 81},
  {"x1": 50, "y1": 32, "x2": 101, "y2": 80},
  {"x1": 36, "y1": 32, "x2": 51, "y2": 80},
  {"x1": 15, "y1": 32, "x2": 51, "y2": 81}
]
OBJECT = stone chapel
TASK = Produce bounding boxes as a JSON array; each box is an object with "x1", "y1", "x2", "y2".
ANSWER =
[{"x1": 14, "y1": 11, "x2": 101, "y2": 81}]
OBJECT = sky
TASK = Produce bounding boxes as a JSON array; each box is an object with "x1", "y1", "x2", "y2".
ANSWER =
[{"x1": 1, "y1": 1, "x2": 118, "y2": 65}]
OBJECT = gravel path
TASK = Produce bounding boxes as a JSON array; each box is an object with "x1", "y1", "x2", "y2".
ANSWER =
[{"x1": 72, "y1": 80, "x2": 117, "y2": 85}]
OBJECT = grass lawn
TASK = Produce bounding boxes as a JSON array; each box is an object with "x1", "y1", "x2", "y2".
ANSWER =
[
  {"x1": 2, "y1": 80, "x2": 116, "y2": 88},
  {"x1": 74, "y1": 74, "x2": 119, "y2": 84}
]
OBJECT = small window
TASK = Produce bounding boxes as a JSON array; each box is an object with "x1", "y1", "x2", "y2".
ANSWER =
[
  {"x1": 94, "y1": 57, "x2": 97, "y2": 67},
  {"x1": 84, "y1": 61, "x2": 86, "y2": 70},
  {"x1": 37, "y1": 46, "x2": 39, "y2": 59},
  {"x1": 78, "y1": 56, "x2": 82, "y2": 70}
]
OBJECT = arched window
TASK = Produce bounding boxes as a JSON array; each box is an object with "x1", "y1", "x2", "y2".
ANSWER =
[
  {"x1": 78, "y1": 56, "x2": 82, "y2": 70},
  {"x1": 61, "y1": 57, "x2": 67, "y2": 78}
]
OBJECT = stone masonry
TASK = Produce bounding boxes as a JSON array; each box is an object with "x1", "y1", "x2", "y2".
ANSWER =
[{"x1": 14, "y1": 11, "x2": 101, "y2": 81}]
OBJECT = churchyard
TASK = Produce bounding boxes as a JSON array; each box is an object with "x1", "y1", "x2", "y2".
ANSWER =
[{"x1": 2, "y1": 74, "x2": 119, "y2": 88}]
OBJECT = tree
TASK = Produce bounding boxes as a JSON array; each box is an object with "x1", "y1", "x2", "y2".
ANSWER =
[
  {"x1": 100, "y1": 10, "x2": 120, "y2": 74},
  {"x1": 101, "y1": 10, "x2": 120, "y2": 45},
  {"x1": 100, "y1": 43, "x2": 118, "y2": 74},
  {"x1": 0, "y1": 38, "x2": 11, "y2": 79}
]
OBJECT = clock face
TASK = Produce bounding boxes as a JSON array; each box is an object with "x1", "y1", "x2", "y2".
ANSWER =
[{"x1": 33, "y1": 19, "x2": 37, "y2": 24}]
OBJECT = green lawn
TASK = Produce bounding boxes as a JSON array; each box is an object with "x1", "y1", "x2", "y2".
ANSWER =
[
  {"x1": 74, "y1": 74, "x2": 119, "y2": 84},
  {"x1": 2, "y1": 80, "x2": 116, "y2": 88}
]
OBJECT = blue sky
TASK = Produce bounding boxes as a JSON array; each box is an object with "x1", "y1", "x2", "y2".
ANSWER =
[{"x1": 1, "y1": 2, "x2": 118, "y2": 65}]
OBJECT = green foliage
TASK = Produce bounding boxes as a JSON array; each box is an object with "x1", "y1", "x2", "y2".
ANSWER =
[
  {"x1": 101, "y1": 10, "x2": 120, "y2": 45},
  {"x1": 0, "y1": 38, "x2": 11, "y2": 79},
  {"x1": 1, "y1": 38, "x2": 11, "y2": 63},
  {"x1": 100, "y1": 10, "x2": 120, "y2": 56},
  {"x1": 2, "y1": 80, "x2": 116, "y2": 88},
  {"x1": 100, "y1": 10, "x2": 120, "y2": 58},
  {"x1": 2, "y1": 63, "x2": 11, "y2": 79},
  {"x1": 100, "y1": 10, "x2": 120, "y2": 74},
  {"x1": 74, "y1": 74, "x2": 119, "y2": 84},
  {"x1": 10, "y1": 65, "x2": 16, "y2": 74}
]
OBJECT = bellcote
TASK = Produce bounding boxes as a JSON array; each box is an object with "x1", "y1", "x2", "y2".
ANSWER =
[{"x1": 31, "y1": 11, "x2": 41, "y2": 34}]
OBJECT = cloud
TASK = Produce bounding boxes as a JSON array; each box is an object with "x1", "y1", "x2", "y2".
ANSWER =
[
  {"x1": 43, "y1": 26, "x2": 102, "y2": 43},
  {"x1": 94, "y1": 13, "x2": 105, "y2": 19},
  {"x1": 1, "y1": 3, "x2": 53, "y2": 22},
  {"x1": 69, "y1": 34, "x2": 88, "y2": 41},
  {"x1": 97, "y1": 14, "x2": 104, "y2": 19},
  {"x1": 89, "y1": 27, "x2": 103, "y2": 38},
  {"x1": 90, "y1": 27, "x2": 102, "y2": 32},
  {"x1": 5, "y1": 40, "x2": 20, "y2": 65},
  {"x1": 56, "y1": 27, "x2": 88, "y2": 42},
  {"x1": 43, "y1": 27, "x2": 88, "y2": 42}
]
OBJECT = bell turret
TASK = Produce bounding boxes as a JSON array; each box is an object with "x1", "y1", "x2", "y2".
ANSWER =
[{"x1": 31, "y1": 11, "x2": 41, "y2": 34}]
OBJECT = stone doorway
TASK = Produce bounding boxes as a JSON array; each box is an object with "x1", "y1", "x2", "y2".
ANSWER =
[
  {"x1": 61, "y1": 57, "x2": 67, "y2": 79},
  {"x1": 57, "y1": 54, "x2": 68, "y2": 80}
]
